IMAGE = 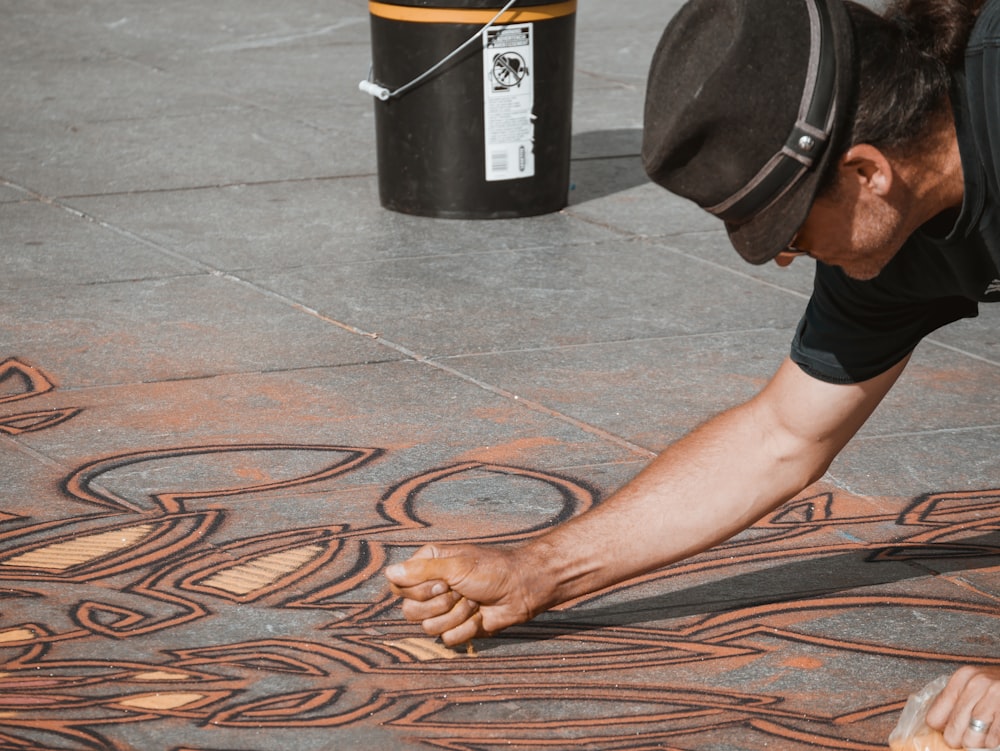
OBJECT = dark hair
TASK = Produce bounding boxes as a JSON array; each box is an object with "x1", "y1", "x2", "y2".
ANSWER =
[{"x1": 824, "y1": 0, "x2": 980, "y2": 183}]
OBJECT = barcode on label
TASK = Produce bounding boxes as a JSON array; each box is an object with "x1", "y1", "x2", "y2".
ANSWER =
[{"x1": 491, "y1": 151, "x2": 508, "y2": 173}]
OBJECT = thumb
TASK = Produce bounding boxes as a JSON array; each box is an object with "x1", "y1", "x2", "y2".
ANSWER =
[{"x1": 385, "y1": 545, "x2": 466, "y2": 587}]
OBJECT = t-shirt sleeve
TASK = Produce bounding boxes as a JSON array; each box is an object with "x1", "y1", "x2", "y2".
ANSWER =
[
  {"x1": 790, "y1": 262, "x2": 979, "y2": 384},
  {"x1": 965, "y1": 0, "x2": 1000, "y2": 200}
]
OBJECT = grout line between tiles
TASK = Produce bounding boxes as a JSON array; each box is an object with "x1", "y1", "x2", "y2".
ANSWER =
[
  {"x1": 921, "y1": 336, "x2": 1000, "y2": 369},
  {"x1": 850, "y1": 423, "x2": 1000, "y2": 441},
  {"x1": 210, "y1": 272, "x2": 658, "y2": 459}
]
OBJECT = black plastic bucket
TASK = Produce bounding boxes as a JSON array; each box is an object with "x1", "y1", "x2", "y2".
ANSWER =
[{"x1": 365, "y1": 0, "x2": 576, "y2": 219}]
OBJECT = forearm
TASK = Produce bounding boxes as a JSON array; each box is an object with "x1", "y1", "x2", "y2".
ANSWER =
[
  {"x1": 517, "y1": 398, "x2": 822, "y2": 613},
  {"x1": 516, "y1": 355, "x2": 908, "y2": 615}
]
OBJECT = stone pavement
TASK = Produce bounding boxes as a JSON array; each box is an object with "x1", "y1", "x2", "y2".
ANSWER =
[{"x1": 1, "y1": 1, "x2": 998, "y2": 750}]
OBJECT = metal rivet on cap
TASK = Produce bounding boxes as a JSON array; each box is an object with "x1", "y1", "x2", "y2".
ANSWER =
[{"x1": 798, "y1": 135, "x2": 816, "y2": 152}]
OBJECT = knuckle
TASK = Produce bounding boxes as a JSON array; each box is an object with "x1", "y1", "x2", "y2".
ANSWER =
[
  {"x1": 966, "y1": 672, "x2": 995, "y2": 695},
  {"x1": 954, "y1": 665, "x2": 981, "y2": 683},
  {"x1": 983, "y1": 679, "x2": 1000, "y2": 700},
  {"x1": 400, "y1": 605, "x2": 421, "y2": 622}
]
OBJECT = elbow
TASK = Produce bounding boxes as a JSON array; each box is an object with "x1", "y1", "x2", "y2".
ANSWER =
[
  {"x1": 749, "y1": 404, "x2": 842, "y2": 495},
  {"x1": 803, "y1": 456, "x2": 834, "y2": 488},
  {"x1": 769, "y1": 443, "x2": 833, "y2": 496}
]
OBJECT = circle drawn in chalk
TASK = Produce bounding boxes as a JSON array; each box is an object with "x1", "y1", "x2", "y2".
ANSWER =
[{"x1": 492, "y1": 52, "x2": 528, "y2": 88}]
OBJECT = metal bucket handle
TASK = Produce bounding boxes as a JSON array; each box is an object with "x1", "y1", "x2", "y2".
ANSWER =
[{"x1": 358, "y1": 0, "x2": 519, "y2": 100}]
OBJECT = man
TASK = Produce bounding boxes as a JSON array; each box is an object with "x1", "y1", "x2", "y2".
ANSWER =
[{"x1": 387, "y1": 0, "x2": 1000, "y2": 747}]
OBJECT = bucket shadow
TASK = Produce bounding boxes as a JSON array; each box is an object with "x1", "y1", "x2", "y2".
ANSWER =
[{"x1": 568, "y1": 128, "x2": 647, "y2": 204}]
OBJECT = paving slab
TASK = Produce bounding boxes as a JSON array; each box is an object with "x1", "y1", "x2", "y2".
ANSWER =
[
  {"x1": 4, "y1": 108, "x2": 359, "y2": 197},
  {"x1": 246, "y1": 234, "x2": 809, "y2": 357},
  {"x1": 0, "y1": 200, "x2": 200, "y2": 289},
  {"x1": 64, "y1": 176, "x2": 622, "y2": 272},
  {"x1": 447, "y1": 328, "x2": 793, "y2": 450},
  {"x1": 0, "y1": 0, "x2": 997, "y2": 750},
  {"x1": 0, "y1": 275, "x2": 396, "y2": 388}
]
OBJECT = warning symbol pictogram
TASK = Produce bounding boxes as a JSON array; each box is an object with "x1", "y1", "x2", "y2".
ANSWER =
[{"x1": 491, "y1": 52, "x2": 528, "y2": 89}]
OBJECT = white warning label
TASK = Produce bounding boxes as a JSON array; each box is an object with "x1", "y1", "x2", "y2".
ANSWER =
[{"x1": 483, "y1": 23, "x2": 534, "y2": 182}]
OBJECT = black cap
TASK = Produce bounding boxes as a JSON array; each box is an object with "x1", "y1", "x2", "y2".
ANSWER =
[{"x1": 642, "y1": 0, "x2": 856, "y2": 264}]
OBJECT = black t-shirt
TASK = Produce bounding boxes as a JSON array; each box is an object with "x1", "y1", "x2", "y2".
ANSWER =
[{"x1": 790, "y1": 0, "x2": 1000, "y2": 384}]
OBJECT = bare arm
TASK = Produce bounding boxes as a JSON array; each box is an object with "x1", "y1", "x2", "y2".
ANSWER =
[{"x1": 386, "y1": 355, "x2": 909, "y2": 644}]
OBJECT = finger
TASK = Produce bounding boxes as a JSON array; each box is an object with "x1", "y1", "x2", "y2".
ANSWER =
[
  {"x1": 420, "y1": 596, "x2": 480, "y2": 639},
  {"x1": 409, "y1": 544, "x2": 445, "y2": 560},
  {"x1": 400, "y1": 589, "x2": 464, "y2": 623},
  {"x1": 385, "y1": 552, "x2": 466, "y2": 589},
  {"x1": 984, "y1": 717, "x2": 1000, "y2": 750},
  {"x1": 388, "y1": 578, "x2": 449, "y2": 602},
  {"x1": 962, "y1": 712, "x2": 996, "y2": 750},
  {"x1": 965, "y1": 699, "x2": 999, "y2": 751},
  {"x1": 439, "y1": 610, "x2": 484, "y2": 647},
  {"x1": 927, "y1": 670, "x2": 968, "y2": 730},
  {"x1": 942, "y1": 701, "x2": 974, "y2": 748}
]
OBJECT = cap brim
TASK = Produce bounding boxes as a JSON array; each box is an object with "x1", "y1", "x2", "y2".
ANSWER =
[{"x1": 726, "y1": 0, "x2": 855, "y2": 266}]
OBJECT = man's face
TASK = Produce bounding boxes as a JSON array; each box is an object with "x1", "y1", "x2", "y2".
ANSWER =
[{"x1": 773, "y1": 174, "x2": 907, "y2": 280}]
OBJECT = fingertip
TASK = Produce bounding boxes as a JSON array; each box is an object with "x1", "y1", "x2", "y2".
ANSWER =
[
  {"x1": 925, "y1": 696, "x2": 948, "y2": 729},
  {"x1": 386, "y1": 559, "x2": 430, "y2": 586},
  {"x1": 440, "y1": 621, "x2": 479, "y2": 647}
]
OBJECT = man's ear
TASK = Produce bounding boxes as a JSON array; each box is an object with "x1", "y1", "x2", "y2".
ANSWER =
[{"x1": 838, "y1": 144, "x2": 893, "y2": 196}]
